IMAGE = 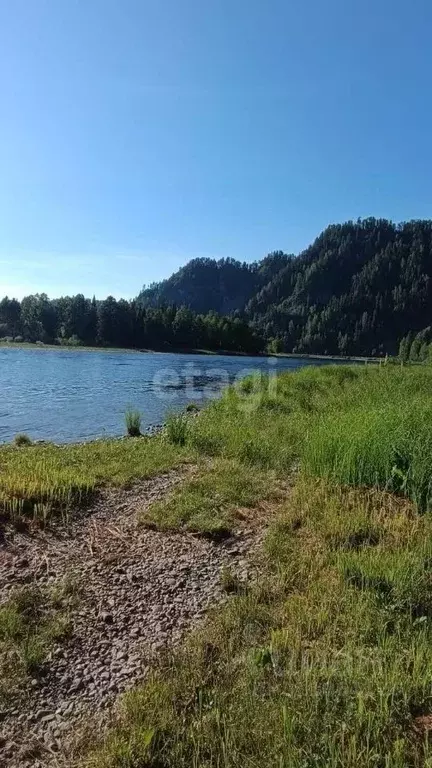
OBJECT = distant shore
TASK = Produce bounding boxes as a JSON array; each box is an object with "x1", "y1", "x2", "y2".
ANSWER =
[
  {"x1": 273, "y1": 351, "x2": 379, "y2": 363},
  {"x1": 0, "y1": 341, "x2": 379, "y2": 362}
]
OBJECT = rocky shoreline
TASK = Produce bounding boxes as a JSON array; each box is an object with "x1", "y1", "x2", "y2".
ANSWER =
[{"x1": 0, "y1": 467, "x2": 266, "y2": 767}]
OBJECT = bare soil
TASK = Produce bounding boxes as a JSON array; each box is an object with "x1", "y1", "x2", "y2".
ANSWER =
[{"x1": 0, "y1": 468, "x2": 267, "y2": 767}]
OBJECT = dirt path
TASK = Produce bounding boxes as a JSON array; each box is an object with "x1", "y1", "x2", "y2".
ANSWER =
[{"x1": 0, "y1": 469, "x2": 266, "y2": 767}]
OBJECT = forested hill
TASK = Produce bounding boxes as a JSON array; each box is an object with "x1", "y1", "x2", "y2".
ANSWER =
[
  {"x1": 137, "y1": 253, "x2": 290, "y2": 315},
  {"x1": 138, "y1": 219, "x2": 432, "y2": 357},
  {"x1": 2, "y1": 218, "x2": 432, "y2": 356}
]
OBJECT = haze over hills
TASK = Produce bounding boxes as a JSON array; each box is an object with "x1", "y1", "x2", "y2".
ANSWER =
[{"x1": 138, "y1": 218, "x2": 432, "y2": 356}]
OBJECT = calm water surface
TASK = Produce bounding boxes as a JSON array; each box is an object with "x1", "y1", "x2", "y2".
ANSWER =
[{"x1": 0, "y1": 348, "x2": 344, "y2": 443}]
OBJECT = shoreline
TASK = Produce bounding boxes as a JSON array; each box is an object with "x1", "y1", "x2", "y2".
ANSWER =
[
  {"x1": 272, "y1": 351, "x2": 378, "y2": 362},
  {"x1": 0, "y1": 408, "x2": 201, "y2": 449},
  {"x1": 0, "y1": 341, "x2": 379, "y2": 362},
  {"x1": 0, "y1": 422, "x2": 167, "y2": 449}
]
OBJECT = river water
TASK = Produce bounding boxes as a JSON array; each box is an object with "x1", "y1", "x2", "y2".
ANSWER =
[{"x1": 0, "y1": 348, "x2": 345, "y2": 443}]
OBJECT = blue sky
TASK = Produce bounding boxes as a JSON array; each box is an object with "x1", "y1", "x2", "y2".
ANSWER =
[{"x1": 1, "y1": 0, "x2": 431, "y2": 300}]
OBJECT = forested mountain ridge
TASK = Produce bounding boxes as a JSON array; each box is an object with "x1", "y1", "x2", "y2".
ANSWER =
[
  {"x1": 137, "y1": 253, "x2": 291, "y2": 315},
  {"x1": 138, "y1": 218, "x2": 432, "y2": 356},
  {"x1": 248, "y1": 218, "x2": 432, "y2": 356},
  {"x1": 1, "y1": 219, "x2": 432, "y2": 356}
]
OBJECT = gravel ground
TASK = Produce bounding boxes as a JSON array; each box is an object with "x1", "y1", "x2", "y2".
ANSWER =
[{"x1": 0, "y1": 468, "x2": 265, "y2": 767}]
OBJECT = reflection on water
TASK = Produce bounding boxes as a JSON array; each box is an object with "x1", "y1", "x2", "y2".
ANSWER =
[{"x1": 0, "y1": 348, "x2": 345, "y2": 443}]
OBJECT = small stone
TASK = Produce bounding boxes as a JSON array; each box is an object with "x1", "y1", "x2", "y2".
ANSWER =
[
  {"x1": 41, "y1": 713, "x2": 56, "y2": 724},
  {"x1": 35, "y1": 709, "x2": 51, "y2": 720},
  {"x1": 69, "y1": 678, "x2": 84, "y2": 693},
  {"x1": 101, "y1": 611, "x2": 114, "y2": 624}
]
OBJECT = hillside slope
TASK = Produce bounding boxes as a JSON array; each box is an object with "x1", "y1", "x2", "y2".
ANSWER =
[
  {"x1": 137, "y1": 253, "x2": 292, "y2": 316},
  {"x1": 138, "y1": 219, "x2": 432, "y2": 356},
  {"x1": 247, "y1": 218, "x2": 432, "y2": 355}
]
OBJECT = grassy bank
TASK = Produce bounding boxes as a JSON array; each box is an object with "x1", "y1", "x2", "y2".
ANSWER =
[
  {"x1": 0, "y1": 437, "x2": 192, "y2": 521},
  {"x1": 80, "y1": 363, "x2": 432, "y2": 767},
  {"x1": 3, "y1": 364, "x2": 432, "y2": 764},
  {"x1": 2, "y1": 363, "x2": 432, "y2": 523},
  {"x1": 1, "y1": 339, "x2": 375, "y2": 360},
  {"x1": 0, "y1": 341, "x2": 144, "y2": 354}
]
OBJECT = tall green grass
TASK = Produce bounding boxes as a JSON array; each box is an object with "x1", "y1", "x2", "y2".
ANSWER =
[
  {"x1": 165, "y1": 412, "x2": 189, "y2": 446},
  {"x1": 187, "y1": 364, "x2": 432, "y2": 512},
  {"x1": 125, "y1": 409, "x2": 142, "y2": 437},
  {"x1": 303, "y1": 367, "x2": 432, "y2": 511}
]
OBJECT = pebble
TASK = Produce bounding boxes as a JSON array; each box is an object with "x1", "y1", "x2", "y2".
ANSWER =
[{"x1": 41, "y1": 714, "x2": 56, "y2": 724}]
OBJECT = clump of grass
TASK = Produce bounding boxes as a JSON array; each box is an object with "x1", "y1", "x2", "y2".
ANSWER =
[
  {"x1": 185, "y1": 402, "x2": 199, "y2": 413},
  {"x1": 50, "y1": 572, "x2": 83, "y2": 608},
  {"x1": 0, "y1": 584, "x2": 72, "y2": 704},
  {"x1": 238, "y1": 375, "x2": 255, "y2": 394},
  {"x1": 140, "y1": 458, "x2": 280, "y2": 536},
  {"x1": 165, "y1": 412, "x2": 189, "y2": 446},
  {"x1": 220, "y1": 565, "x2": 243, "y2": 594},
  {"x1": 14, "y1": 433, "x2": 32, "y2": 447},
  {"x1": 125, "y1": 409, "x2": 142, "y2": 437}
]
